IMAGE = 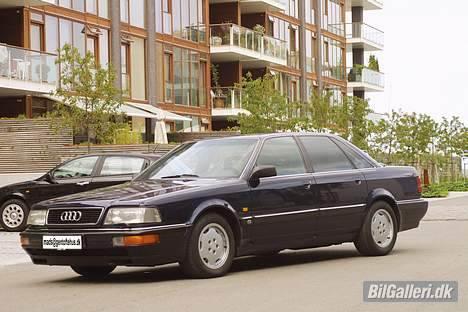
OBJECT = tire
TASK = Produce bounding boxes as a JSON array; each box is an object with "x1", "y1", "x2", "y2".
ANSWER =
[
  {"x1": 71, "y1": 265, "x2": 116, "y2": 278},
  {"x1": 180, "y1": 213, "x2": 235, "y2": 278},
  {"x1": 0, "y1": 199, "x2": 29, "y2": 232},
  {"x1": 354, "y1": 201, "x2": 398, "y2": 256}
]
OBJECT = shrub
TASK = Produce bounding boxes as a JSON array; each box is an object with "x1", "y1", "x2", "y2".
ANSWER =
[{"x1": 422, "y1": 184, "x2": 449, "y2": 198}]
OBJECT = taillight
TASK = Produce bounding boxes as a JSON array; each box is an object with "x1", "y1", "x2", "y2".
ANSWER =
[{"x1": 416, "y1": 176, "x2": 422, "y2": 193}]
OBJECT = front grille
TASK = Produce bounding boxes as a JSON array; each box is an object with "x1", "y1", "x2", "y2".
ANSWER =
[{"x1": 47, "y1": 208, "x2": 103, "y2": 225}]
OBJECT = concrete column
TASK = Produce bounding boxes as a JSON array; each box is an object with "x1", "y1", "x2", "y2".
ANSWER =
[
  {"x1": 146, "y1": 0, "x2": 157, "y2": 107},
  {"x1": 110, "y1": 1, "x2": 122, "y2": 91},
  {"x1": 352, "y1": 6, "x2": 364, "y2": 23},
  {"x1": 298, "y1": 0, "x2": 307, "y2": 105},
  {"x1": 315, "y1": 0, "x2": 323, "y2": 93}
]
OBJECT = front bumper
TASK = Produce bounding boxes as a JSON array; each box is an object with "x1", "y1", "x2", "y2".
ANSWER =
[
  {"x1": 21, "y1": 224, "x2": 190, "y2": 267},
  {"x1": 398, "y1": 199, "x2": 428, "y2": 231}
]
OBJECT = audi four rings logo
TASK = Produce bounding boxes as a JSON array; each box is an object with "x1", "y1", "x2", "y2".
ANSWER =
[{"x1": 60, "y1": 211, "x2": 82, "y2": 222}]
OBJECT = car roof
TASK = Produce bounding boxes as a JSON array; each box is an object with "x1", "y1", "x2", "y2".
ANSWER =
[
  {"x1": 73, "y1": 152, "x2": 161, "y2": 160},
  {"x1": 188, "y1": 132, "x2": 339, "y2": 143}
]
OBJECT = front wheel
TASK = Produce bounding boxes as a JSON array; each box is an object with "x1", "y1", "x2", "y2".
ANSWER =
[
  {"x1": 71, "y1": 265, "x2": 116, "y2": 278},
  {"x1": 180, "y1": 213, "x2": 235, "y2": 278},
  {"x1": 0, "y1": 199, "x2": 29, "y2": 232},
  {"x1": 354, "y1": 201, "x2": 398, "y2": 256}
]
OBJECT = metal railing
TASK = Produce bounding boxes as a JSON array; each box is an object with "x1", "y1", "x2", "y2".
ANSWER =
[
  {"x1": 0, "y1": 43, "x2": 57, "y2": 86},
  {"x1": 212, "y1": 87, "x2": 242, "y2": 110},
  {"x1": 344, "y1": 22, "x2": 384, "y2": 48},
  {"x1": 347, "y1": 66, "x2": 384, "y2": 88},
  {"x1": 210, "y1": 23, "x2": 287, "y2": 62}
]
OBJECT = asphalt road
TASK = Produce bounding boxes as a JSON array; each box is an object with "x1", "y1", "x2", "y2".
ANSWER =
[{"x1": 0, "y1": 195, "x2": 467, "y2": 312}]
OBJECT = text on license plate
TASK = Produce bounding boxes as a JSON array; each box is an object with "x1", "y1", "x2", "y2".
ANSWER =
[{"x1": 42, "y1": 236, "x2": 82, "y2": 250}]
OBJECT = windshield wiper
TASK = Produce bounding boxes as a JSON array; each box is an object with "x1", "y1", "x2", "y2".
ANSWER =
[{"x1": 160, "y1": 174, "x2": 200, "y2": 179}]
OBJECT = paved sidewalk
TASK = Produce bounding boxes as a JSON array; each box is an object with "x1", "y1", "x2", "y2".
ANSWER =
[
  {"x1": 423, "y1": 192, "x2": 468, "y2": 221},
  {"x1": 0, "y1": 232, "x2": 30, "y2": 266},
  {"x1": 0, "y1": 173, "x2": 44, "y2": 188}
]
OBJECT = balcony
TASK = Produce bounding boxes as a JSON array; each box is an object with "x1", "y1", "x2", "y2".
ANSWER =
[
  {"x1": 210, "y1": 24, "x2": 287, "y2": 68},
  {"x1": 0, "y1": 44, "x2": 57, "y2": 96},
  {"x1": 346, "y1": 0, "x2": 383, "y2": 11},
  {"x1": 0, "y1": 0, "x2": 54, "y2": 8},
  {"x1": 344, "y1": 22, "x2": 384, "y2": 51},
  {"x1": 211, "y1": 87, "x2": 250, "y2": 118},
  {"x1": 209, "y1": 0, "x2": 285, "y2": 13},
  {"x1": 347, "y1": 66, "x2": 384, "y2": 92}
]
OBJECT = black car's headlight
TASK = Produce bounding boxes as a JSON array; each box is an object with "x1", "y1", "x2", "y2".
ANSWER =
[
  {"x1": 27, "y1": 210, "x2": 47, "y2": 226},
  {"x1": 103, "y1": 207, "x2": 162, "y2": 225}
]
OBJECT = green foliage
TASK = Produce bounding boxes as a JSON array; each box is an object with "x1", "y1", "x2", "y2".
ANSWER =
[
  {"x1": 422, "y1": 184, "x2": 449, "y2": 198},
  {"x1": 235, "y1": 73, "x2": 299, "y2": 134},
  {"x1": 211, "y1": 63, "x2": 220, "y2": 87},
  {"x1": 441, "y1": 181, "x2": 468, "y2": 192},
  {"x1": 113, "y1": 125, "x2": 143, "y2": 145},
  {"x1": 368, "y1": 55, "x2": 380, "y2": 72},
  {"x1": 48, "y1": 44, "x2": 125, "y2": 151}
]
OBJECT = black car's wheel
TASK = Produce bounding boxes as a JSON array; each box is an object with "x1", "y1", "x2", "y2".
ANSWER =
[
  {"x1": 354, "y1": 201, "x2": 398, "y2": 256},
  {"x1": 71, "y1": 265, "x2": 116, "y2": 278},
  {"x1": 180, "y1": 213, "x2": 235, "y2": 278},
  {"x1": 0, "y1": 199, "x2": 29, "y2": 232}
]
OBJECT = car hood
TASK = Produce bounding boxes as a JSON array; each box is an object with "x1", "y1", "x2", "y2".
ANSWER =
[
  {"x1": 0, "y1": 178, "x2": 50, "y2": 192},
  {"x1": 36, "y1": 179, "x2": 229, "y2": 208}
]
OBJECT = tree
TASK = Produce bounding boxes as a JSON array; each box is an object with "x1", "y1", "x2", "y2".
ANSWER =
[
  {"x1": 49, "y1": 44, "x2": 124, "y2": 152},
  {"x1": 347, "y1": 96, "x2": 371, "y2": 150},
  {"x1": 235, "y1": 73, "x2": 299, "y2": 134}
]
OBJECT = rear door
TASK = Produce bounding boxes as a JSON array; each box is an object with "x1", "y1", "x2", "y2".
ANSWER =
[
  {"x1": 246, "y1": 136, "x2": 317, "y2": 250},
  {"x1": 89, "y1": 156, "x2": 148, "y2": 190},
  {"x1": 298, "y1": 136, "x2": 368, "y2": 236}
]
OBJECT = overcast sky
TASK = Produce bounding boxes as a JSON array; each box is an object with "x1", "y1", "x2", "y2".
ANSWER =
[{"x1": 364, "y1": 0, "x2": 468, "y2": 122}]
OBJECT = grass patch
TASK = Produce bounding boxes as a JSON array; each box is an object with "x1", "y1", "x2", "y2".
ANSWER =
[{"x1": 422, "y1": 181, "x2": 468, "y2": 198}]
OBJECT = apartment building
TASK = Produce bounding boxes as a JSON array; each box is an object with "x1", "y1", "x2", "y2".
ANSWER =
[
  {"x1": 0, "y1": 0, "x2": 382, "y2": 138},
  {"x1": 345, "y1": 0, "x2": 384, "y2": 99}
]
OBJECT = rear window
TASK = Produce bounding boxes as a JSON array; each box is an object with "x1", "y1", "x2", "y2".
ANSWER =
[
  {"x1": 100, "y1": 156, "x2": 145, "y2": 176},
  {"x1": 299, "y1": 136, "x2": 355, "y2": 173}
]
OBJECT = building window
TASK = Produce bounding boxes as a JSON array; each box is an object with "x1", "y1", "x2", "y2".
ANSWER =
[
  {"x1": 171, "y1": 0, "x2": 205, "y2": 42},
  {"x1": 45, "y1": 15, "x2": 58, "y2": 54},
  {"x1": 86, "y1": 35, "x2": 98, "y2": 59},
  {"x1": 121, "y1": 43, "x2": 130, "y2": 97},
  {"x1": 120, "y1": 0, "x2": 129, "y2": 23},
  {"x1": 164, "y1": 53, "x2": 173, "y2": 102},
  {"x1": 30, "y1": 23, "x2": 44, "y2": 51},
  {"x1": 98, "y1": 0, "x2": 108, "y2": 18}
]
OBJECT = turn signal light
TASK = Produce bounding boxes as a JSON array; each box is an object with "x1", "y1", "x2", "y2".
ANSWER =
[
  {"x1": 20, "y1": 236, "x2": 30, "y2": 247},
  {"x1": 112, "y1": 234, "x2": 160, "y2": 247}
]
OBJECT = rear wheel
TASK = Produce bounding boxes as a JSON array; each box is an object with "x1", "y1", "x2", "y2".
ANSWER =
[
  {"x1": 71, "y1": 265, "x2": 116, "y2": 278},
  {"x1": 0, "y1": 199, "x2": 29, "y2": 232},
  {"x1": 180, "y1": 213, "x2": 235, "y2": 278},
  {"x1": 354, "y1": 201, "x2": 397, "y2": 256}
]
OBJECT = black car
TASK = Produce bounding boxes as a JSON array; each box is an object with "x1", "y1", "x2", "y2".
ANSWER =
[
  {"x1": 21, "y1": 133, "x2": 428, "y2": 278},
  {"x1": 1, "y1": 153, "x2": 159, "y2": 231}
]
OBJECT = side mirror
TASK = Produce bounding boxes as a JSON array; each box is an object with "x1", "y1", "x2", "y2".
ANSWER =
[
  {"x1": 248, "y1": 166, "x2": 277, "y2": 188},
  {"x1": 43, "y1": 171, "x2": 57, "y2": 184}
]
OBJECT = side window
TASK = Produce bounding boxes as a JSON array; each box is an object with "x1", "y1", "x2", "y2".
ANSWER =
[
  {"x1": 53, "y1": 156, "x2": 99, "y2": 179},
  {"x1": 299, "y1": 136, "x2": 354, "y2": 172},
  {"x1": 332, "y1": 139, "x2": 374, "y2": 169},
  {"x1": 256, "y1": 137, "x2": 306, "y2": 176},
  {"x1": 100, "y1": 156, "x2": 145, "y2": 176}
]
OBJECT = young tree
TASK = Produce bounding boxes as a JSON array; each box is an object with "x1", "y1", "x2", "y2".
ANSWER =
[
  {"x1": 49, "y1": 44, "x2": 124, "y2": 152},
  {"x1": 236, "y1": 73, "x2": 299, "y2": 134}
]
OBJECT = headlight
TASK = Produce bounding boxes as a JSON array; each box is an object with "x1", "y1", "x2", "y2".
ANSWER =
[
  {"x1": 27, "y1": 210, "x2": 47, "y2": 226},
  {"x1": 104, "y1": 207, "x2": 162, "y2": 225}
]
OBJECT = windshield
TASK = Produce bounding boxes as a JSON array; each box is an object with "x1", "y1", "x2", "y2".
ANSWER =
[{"x1": 139, "y1": 138, "x2": 258, "y2": 180}]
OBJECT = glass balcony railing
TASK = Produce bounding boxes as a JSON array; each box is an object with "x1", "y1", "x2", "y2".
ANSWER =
[
  {"x1": 212, "y1": 87, "x2": 242, "y2": 110},
  {"x1": 210, "y1": 24, "x2": 287, "y2": 63},
  {"x1": 344, "y1": 22, "x2": 384, "y2": 48},
  {"x1": 347, "y1": 66, "x2": 384, "y2": 89},
  {"x1": 0, "y1": 43, "x2": 57, "y2": 86},
  {"x1": 327, "y1": 23, "x2": 345, "y2": 37}
]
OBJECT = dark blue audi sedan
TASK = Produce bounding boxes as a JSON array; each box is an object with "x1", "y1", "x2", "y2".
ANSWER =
[{"x1": 21, "y1": 133, "x2": 428, "y2": 278}]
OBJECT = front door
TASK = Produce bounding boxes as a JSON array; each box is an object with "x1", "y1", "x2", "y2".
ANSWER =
[
  {"x1": 246, "y1": 136, "x2": 317, "y2": 251},
  {"x1": 33, "y1": 156, "x2": 100, "y2": 204}
]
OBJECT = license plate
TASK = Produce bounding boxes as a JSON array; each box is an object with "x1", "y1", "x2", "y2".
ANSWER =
[{"x1": 42, "y1": 236, "x2": 82, "y2": 250}]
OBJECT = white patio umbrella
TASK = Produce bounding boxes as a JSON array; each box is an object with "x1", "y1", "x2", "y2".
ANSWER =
[{"x1": 154, "y1": 119, "x2": 168, "y2": 144}]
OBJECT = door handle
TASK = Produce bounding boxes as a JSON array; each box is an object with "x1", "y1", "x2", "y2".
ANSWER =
[
  {"x1": 355, "y1": 180, "x2": 362, "y2": 185},
  {"x1": 304, "y1": 181, "x2": 313, "y2": 190},
  {"x1": 76, "y1": 181, "x2": 90, "y2": 186}
]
